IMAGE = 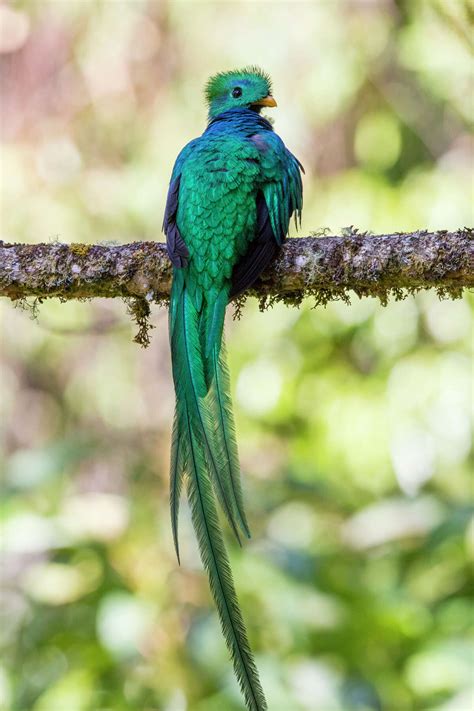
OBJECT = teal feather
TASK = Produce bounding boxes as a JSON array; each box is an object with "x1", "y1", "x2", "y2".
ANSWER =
[
  {"x1": 185, "y1": 425, "x2": 266, "y2": 711},
  {"x1": 169, "y1": 280, "x2": 265, "y2": 708},
  {"x1": 171, "y1": 283, "x2": 243, "y2": 545},
  {"x1": 208, "y1": 338, "x2": 251, "y2": 539},
  {"x1": 169, "y1": 408, "x2": 184, "y2": 562}
]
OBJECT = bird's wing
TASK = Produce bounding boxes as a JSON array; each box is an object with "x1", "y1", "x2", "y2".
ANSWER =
[
  {"x1": 230, "y1": 134, "x2": 303, "y2": 298},
  {"x1": 229, "y1": 191, "x2": 279, "y2": 299},
  {"x1": 262, "y1": 141, "x2": 304, "y2": 245},
  {"x1": 163, "y1": 139, "x2": 199, "y2": 268}
]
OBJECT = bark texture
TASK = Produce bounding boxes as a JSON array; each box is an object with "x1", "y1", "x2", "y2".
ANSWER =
[{"x1": 0, "y1": 229, "x2": 472, "y2": 307}]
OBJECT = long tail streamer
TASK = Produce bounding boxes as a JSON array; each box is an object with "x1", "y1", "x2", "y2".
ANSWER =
[{"x1": 169, "y1": 273, "x2": 267, "y2": 711}]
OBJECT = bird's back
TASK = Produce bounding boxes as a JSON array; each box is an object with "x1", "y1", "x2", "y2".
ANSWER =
[{"x1": 176, "y1": 127, "x2": 262, "y2": 298}]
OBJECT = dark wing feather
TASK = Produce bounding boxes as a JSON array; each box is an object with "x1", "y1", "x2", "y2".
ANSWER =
[
  {"x1": 163, "y1": 175, "x2": 189, "y2": 269},
  {"x1": 229, "y1": 191, "x2": 280, "y2": 299}
]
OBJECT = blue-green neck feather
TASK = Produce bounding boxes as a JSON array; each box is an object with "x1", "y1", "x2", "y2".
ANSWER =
[{"x1": 206, "y1": 108, "x2": 274, "y2": 135}]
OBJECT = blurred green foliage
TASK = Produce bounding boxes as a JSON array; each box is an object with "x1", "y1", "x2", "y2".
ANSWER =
[{"x1": 0, "y1": 1, "x2": 472, "y2": 710}]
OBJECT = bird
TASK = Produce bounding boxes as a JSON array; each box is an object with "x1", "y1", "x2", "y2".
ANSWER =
[{"x1": 163, "y1": 66, "x2": 303, "y2": 711}]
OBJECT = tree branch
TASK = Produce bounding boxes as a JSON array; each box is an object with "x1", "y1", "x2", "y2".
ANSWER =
[{"x1": 1, "y1": 230, "x2": 472, "y2": 307}]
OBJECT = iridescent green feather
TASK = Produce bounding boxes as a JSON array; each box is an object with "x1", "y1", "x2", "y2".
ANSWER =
[
  {"x1": 165, "y1": 66, "x2": 303, "y2": 711},
  {"x1": 170, "y1": 282, "x2": 266, "y2": 709},
  {"x1": 208, "y1": 337, "x2": 251, "y2": 539}
]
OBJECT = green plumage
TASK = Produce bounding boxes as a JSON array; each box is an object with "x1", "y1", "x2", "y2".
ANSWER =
[{"x1": 164, "y1": 67, "x2": 303, "y2": 711}]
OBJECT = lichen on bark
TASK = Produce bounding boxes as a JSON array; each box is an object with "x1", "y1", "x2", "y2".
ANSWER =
[{"x1": 1, "y1": 229, "x2": 472, "y2": 342}]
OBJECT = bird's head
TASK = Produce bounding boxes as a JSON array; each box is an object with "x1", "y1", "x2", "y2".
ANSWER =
[{"x1": 205, "y1": 66, "x2": 276, "y2": 119}]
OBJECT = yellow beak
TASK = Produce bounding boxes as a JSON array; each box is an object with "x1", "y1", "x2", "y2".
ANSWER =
[{"x1": 252, "y1": 95, "x2": 277, "y2": 108}]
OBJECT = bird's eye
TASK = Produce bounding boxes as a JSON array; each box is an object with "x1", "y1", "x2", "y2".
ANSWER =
[{"x1": 232, "y1": 87, "x2": 242, "y2": 98}]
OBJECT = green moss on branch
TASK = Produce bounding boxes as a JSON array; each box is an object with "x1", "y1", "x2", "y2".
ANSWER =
[{"x1": 0, "y1": 230, "x2": 472, "y2": 309}]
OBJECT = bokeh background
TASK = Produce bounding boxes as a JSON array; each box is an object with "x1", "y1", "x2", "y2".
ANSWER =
[{"x1": 1, "y1": 1, "x2": 473, "y2": 710}]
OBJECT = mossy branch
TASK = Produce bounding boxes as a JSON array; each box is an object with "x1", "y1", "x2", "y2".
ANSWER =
[{"x1": 1, "y1": 230, "x2": 472, "y2": 310}]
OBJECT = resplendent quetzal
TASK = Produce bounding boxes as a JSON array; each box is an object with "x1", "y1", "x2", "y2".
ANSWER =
[{"x1": 163, "y1": 67, "x2": 303, "y2": 711}]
